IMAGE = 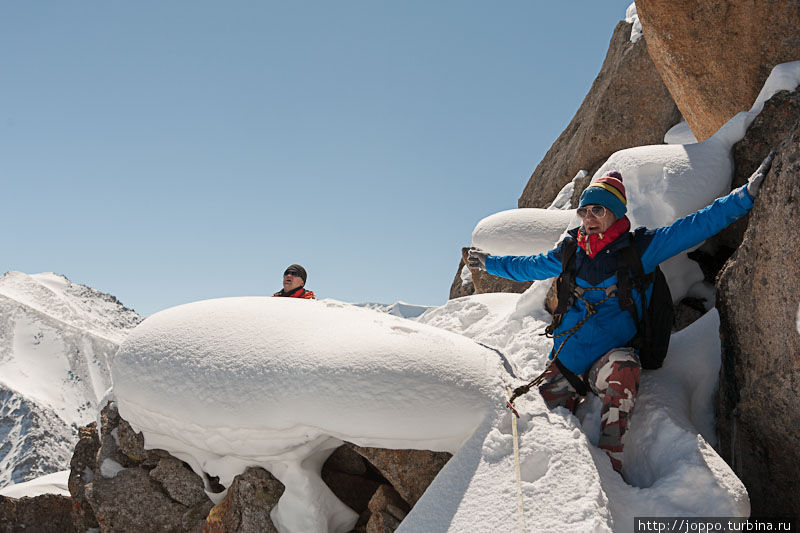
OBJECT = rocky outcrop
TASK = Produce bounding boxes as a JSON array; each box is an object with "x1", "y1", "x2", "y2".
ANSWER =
[
  {"x1": 69, "y1": 403, "x2": 214, "y2": 532},
  {"x1": 518, "y1": 20, "x2": 680, "y2": 209},
  {"x1": 0, "y1": 493, "x2": 76, "y2": 533},
  {"x1": 636, "y1": 0, "x2": 800, "y2": 141},
  {"x1": 68, "y1": 423, "x2": 100, "y2": 531},
  {"x1": 348, "y1": 445, "x2": 451, "y2": 507},
  {"x1": 717, "y1": 133, "x2": 800, "y2": 515},
  {"x1": 715, "y1": 90, "x2": 800, "y2": 251},
  {"x1": 448, "y1": 256, "x2": 475, "y2": 300},
  {"x1": 364, "y1": 484, "x2": 409, "y2": 533},
  {"x1": 205, "y1": 467, "x2": 284, "y2": 533},
  {"x1": 43, "y1": 404, "x2": 450, "y2": 533},
  {"x1": 451, "y1": 247, "x2": 531, "y2": 300},
  {"x1": 322, "y1": 444, "x2": 384, "y2": 529}
]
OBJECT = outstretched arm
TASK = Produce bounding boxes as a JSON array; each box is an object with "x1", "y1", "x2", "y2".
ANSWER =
[
  {"x1": 640, "y1": 151, "x2": 775, "y2": 271},
  {"x1": 469, "y1": 245, "x2": 563, "y2": 282}
]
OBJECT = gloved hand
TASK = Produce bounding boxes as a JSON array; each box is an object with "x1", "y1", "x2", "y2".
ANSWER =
[
  {"x1": 467, "y1": 247, "x2": 489, "y2": 271},
  {"x1": 747, "y1": 150, "x2": 777, "y2": 197}
]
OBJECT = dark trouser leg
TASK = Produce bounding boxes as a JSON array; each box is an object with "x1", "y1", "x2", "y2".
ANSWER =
[
  {"x1": 538, "y1": 363, "x2": 581, "y2": 414},
  {"x1": 587, "y1": 347, "x2": 641, "y2": 472}
]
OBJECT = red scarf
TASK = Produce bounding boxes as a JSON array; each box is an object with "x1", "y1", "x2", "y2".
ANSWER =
[{"x1": 576, "y1": 216, "x2": 631, "y2": 258}]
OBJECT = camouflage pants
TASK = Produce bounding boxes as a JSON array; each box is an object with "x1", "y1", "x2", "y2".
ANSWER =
[{"x1": 538, "y1": 348, "x2": 641, "y2": 472}]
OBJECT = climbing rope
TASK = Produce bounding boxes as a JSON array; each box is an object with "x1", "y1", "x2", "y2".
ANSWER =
[{"x1": 506, "y1": 387, "x2": 526, "y2": 533}]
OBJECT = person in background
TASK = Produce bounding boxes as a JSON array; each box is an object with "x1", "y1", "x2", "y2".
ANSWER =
[{"x1": 273, "y1": 264, "x2": 315, "y2": 299}]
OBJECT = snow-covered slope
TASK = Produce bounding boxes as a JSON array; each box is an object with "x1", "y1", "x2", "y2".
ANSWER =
[
  {"x1": 354, "y1": 301, "x2": 433, "y2": 319},
  {"x1": 409, "y1": 297, "x2": 747, "y2": 532},
  {"x1": 0, "y1": 271, "x2": 140, "y2": 487}
]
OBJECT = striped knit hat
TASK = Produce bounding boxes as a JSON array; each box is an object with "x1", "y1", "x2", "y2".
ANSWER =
[{"x1": 578, "y1": 171, "x2": 627, "y2": 218}]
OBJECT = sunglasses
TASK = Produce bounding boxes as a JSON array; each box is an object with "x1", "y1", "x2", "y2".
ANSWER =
[
  {"x1": 284, "y1": 270, "x2": 301, "y2": 277},
  {"x1": 576, "y1": 205, "x2": 607, "y2": 219}
]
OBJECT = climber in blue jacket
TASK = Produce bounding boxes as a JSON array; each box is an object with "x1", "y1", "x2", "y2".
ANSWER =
[{"x1": 468, "y1": 152, "x2": 775, "y2": 473}]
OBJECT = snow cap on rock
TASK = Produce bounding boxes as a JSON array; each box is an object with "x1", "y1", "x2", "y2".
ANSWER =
[{"x1": 579, "y1": 171, "x2": 627, "y2": 218}]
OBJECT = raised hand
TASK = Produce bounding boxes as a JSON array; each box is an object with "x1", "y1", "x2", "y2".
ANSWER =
[
  {"x1": 467, "y1": 247, "x2": 489, "y2": 271},
  {"x1": 747, "y1": 150, "x2": 777, "y2": 197}
]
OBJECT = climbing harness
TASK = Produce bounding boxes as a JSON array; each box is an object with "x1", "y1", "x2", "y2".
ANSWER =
[
  {"x1": 506, "y1": 387, "x2": 526, "y2": 533},
  {"x1": 507, "y1": 231, "x2": 675, "y2": 406},
  {"x1": 508, "y1": 285, "x2": 617, "y2": 404}
]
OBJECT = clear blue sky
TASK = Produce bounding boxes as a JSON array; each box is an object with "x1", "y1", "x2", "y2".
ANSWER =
[{"x1": 1, "y1": 1, "x2": 632, "y2": 316}]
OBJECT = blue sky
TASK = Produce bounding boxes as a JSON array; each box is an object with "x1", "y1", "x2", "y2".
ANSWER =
[{"x1": 1, "y1": 1, "x2": 633, "y2": 316}]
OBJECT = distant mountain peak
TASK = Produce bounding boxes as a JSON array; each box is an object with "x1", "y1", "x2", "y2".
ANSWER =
[
  {"x1": 0, "y1": 271, "x2": 141, "y2": 488},
  {"x1": 0, "y1": 271, "x2": 141, "y2": 344}
]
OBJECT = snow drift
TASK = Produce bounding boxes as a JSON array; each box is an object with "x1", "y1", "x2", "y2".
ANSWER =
[{"x1": 112, "y1": 297, "x2": 506, "y2": 533}]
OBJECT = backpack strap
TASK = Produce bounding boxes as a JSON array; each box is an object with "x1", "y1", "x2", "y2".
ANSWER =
[
  {"x1": 544, "y1": 238, "x2": 578, "y2": 336},
  {"x1": 617, "y1": 233, "x2": 654, "y2": 346},
  {"x1": 554, "y1": 238, "x2": 577, "y2": 315},
  {"x1": 554, "y1": 358, "x2": 589, "y2": 396}
]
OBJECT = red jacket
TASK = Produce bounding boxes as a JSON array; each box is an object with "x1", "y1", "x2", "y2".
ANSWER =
[{"x1": 272, "y1": 287, "x2": 316, "y2": 299}]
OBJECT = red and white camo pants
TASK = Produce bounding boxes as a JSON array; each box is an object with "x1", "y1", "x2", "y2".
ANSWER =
[{"x1": 538, "y1": 347, "x2": 641, "y2": 472}]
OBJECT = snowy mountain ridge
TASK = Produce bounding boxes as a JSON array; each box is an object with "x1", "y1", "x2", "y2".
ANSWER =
[
  {"x1": 0, "y1": 271, "x2": 140, "y2": 344},
  {"x1": 0, "y1": 271, "x2": 141, "y2": 487}
]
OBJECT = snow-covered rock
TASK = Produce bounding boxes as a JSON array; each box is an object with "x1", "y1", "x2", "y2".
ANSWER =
[
  {"x1": 112, "y1": 297, "x2": 507, "y2": 533},
  {"x1": 472, "y1": 208, "x2": 574, "y2": 257}
]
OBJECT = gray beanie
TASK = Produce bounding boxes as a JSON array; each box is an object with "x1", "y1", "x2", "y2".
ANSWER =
[{"x1": 284, "y1": 264, "x2": 307, "y2": 284}]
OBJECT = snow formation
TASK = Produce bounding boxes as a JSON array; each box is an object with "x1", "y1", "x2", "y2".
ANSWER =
[
  {"x1": 0, "y1": 470, "x2": 69, "y2": 498},
  {"x1": 664, "y1": 121, "x2": 698, "y2": 145},
  {"x1": 354, "y1": 301, "x2": 432, "y2": 319},
  {"x1": 112, "y1": 297, "x2": 506, "y2": 533},
  {"x1": 625, "y1": 3, "x2": 642, "y2": 43},
  {"x1": 0, "y1": 271, "x2": 140, "y2": 487},
  {"x1": 548, "y1": 170, "x2": 589, "y2": 210},
  {"x1": 471, "y1": 208, "x2": 574, "y2": 257},
  {"x1": 459, "y1": 264, "x2": 473, "y2": 286}
]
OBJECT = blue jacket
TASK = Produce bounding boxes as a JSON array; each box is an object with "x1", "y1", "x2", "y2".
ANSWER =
[{"x1": 485, "y1": 186, "x2": 755, "y2": 375}]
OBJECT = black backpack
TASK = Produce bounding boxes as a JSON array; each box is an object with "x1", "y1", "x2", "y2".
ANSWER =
[{"x1": 555, "y1": 233, "x2": 674, "y2": 370}]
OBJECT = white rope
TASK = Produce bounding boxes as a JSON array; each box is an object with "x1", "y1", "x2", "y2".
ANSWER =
[{"x1": 507, "y1": 388, "x2": 526, "y2": 533}]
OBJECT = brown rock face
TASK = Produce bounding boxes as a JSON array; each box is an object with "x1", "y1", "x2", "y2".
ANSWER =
[
  {"x1": 0, "y1": 494, "x2": 76, "y2": 533},
  {"x1": 68, "y1": 422, "x2": 100, "y2": 530},
  {"x1": 68, "y1": 402, "x2": 214, "y2": 532},
  {"x1": 518, "y1": 20, "x2": 680, "y2": 209},
  {"x1": 322, "y1": 445, "x2": 383, "y2": 518},
  {"x1": 60, "y1": 406, "x2": 452, "y2": 533},
  {"x1": 348, "y1": 445, "x2": 451, "y2": 507},
  {"x1": 717, "y1": 137, "x2": 800, "y2": 515},
  {"x1": 716, "y1": 90, "x2": 800, "y2": 250},
  {"x1": 636, "y1": 0, "x2": 800, "y2": 141},
  {"x1": 453, "y1": 247, "x2": 532, "y2": 299},
  {"x1": 204, "y1": 467, "x2": 284, "y2": 533},
  {"x1": 448, "y1": 255, "x2": 476, "y2": 299}
]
